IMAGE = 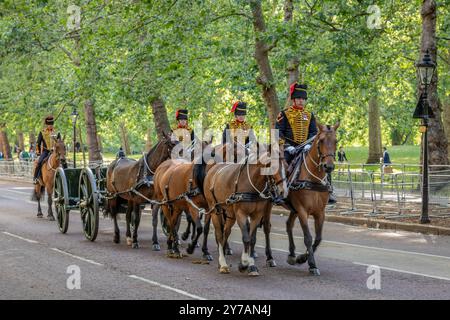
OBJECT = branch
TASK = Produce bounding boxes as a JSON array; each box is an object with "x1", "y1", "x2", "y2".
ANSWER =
[
  {"x1": 210, "y1": 12, "x2": 252, "y2": 23},
  {"x1": 58, "y1": 44, "x2": 80, "y2": 66}
]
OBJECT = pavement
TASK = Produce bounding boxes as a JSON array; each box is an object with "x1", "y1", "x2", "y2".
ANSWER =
[{"x1": 1, "y1": 179, "x2": 450, "y2": 300}]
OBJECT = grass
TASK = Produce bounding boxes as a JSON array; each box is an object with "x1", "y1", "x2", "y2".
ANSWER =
[{"x1": 343, "y1": 145, "x2": 420, "y2": 165}]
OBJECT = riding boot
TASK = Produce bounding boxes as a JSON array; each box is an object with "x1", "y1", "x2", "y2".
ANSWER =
[
  {"x1": 33, "y1": 165, "x2": 41, "y2": 184},
  {"x1": 327, "y1": 172, "x2": 337, "y2": 204}
]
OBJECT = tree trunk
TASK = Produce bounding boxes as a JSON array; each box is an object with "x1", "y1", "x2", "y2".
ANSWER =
[
  {"x1": 119, "y1": 122, "x2": 131, "y2": 155},
  {"x1": 150, "y1": 98, "x2": 171, "y2": 141},
  {"x1": 145, "y1": 128, "x2": 153, "y2": 152},
  {"x1": 444, "y1": 100, "x2": 450, "y2": 160},
  {"x1": 367, "y1": 96, "x2": 382, "y2": 163},
  {"x1": 391, "y1": 128, "x2": 402, "y2": 146},
  {"x1": 17, "y1": 132, "x2": 25, "y2": 151},
  {"x1": 84, "y1": 99, "x2": 102, "y2": 162},
  {"x1": 0, "y1": 124, "x2": 12, "y2": 160},
  {"x1": 97, "y1": 135, "x2": 103, "y2": 153},
  {"x1": 284, "y1": 0, "x2": 300, "y2": 109},
  {"x1": 250, "y1": 0, "x2": 280, "y2": 129},
  {"x1": 419, "y1": 0, "x2": 448, "y2": 167},
  {"x1": 29, "y1": 132, "x2": 36, "y2": 149}
]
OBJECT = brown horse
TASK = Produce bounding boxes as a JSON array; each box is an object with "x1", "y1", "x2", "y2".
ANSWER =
[
  {"x1": 33, "y1": 133, "x2": 66, "y2": 220},
  {"x1": 106, "y1": 132, "x2": 177, "y2": 249},
  {"x1": 285, "y1": 122, "x2": 339, "y2": 276},
  {"x1": 203, "y1": 143, "x2": 288, "y2": 276}
]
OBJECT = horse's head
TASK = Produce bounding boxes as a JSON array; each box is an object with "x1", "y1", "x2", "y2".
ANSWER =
[
  {"x1": 315, "y1": 122, "x2": 339, "y2": 174},
  {"x1": 52, "y1": 133, "x2": 67, "y2": 164},
  {"x1": 250, "y1": 143, "x2": 289, "y2": 199},
  {"x1": 161, "y1": 130, "x2": 179, "y2": 157}
]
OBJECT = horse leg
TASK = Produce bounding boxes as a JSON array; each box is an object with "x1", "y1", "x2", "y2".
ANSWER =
[
  {"x1": 151, "y1": 204, "x2": 161, "y2": 251},
  {"x1": 46, "y1": 187, "x2": 55, "y2": 221},
  {"x1": 286, "y1": 210, "x2": 297, "y2": 265},
  {"x1": 264, "y1": 218, "x2": 276, "y2": 267},
  {"x1": 168, "y1": 208, "x2": 183, "y2": 258},
  {"x1": 298, "y1": 213, "x2": 320, "y2": 276},
  {"x1": 35, "y1": 186, "x2": 43, "y2": 218},
  {"x1": 125, "y1": 203, "x2": 133, "y2": 246},
  {"x1": 223, "y1": 214, "x2": 233, "y2": 256},
  {"x1": 131, "y1": 203, "x2": 141, "y2": 249},
  {"x1": 113, "y1": 212, "x2": 120, "y2": 244},
  {"x1": 186, "y1": 207, "x2": 203, "y2": 255},
  {"x1": 212, "y1": 213, "x2": 229, "y2": 274},
  {"x1": 182, "y1": 212, "x2": 193, "y2": 241},
  {"x1": 235, "y1": 211, "x2": 254, "y2": 275},
  {"x1": 296, "y1": 212, "x2": 324, "y2": 265},
  {"x1": 249, "y1": 219, "x2": 258, "y2": 259},
  {"x1": 247, "y1": 217, "x2": 261, "y2": 276},
  {"x1": 201, "y1": 213, "x2": 213, "y2": 261}
]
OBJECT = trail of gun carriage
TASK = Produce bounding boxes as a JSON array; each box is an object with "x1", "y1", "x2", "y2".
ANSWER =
[{"x1": 1, "y1": 0, "x2": 450, "y2": 301}]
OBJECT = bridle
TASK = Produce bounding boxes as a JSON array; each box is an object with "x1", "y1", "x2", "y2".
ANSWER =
[{"x1": 304, "y1": 135, "x2": 336, "y2": 186}]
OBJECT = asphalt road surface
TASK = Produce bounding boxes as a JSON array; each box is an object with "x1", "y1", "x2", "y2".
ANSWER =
[{"x1": 1, "y1": 179, "x2": 450, "y2": 300}]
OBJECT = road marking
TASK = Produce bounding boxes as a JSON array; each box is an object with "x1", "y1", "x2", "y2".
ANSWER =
[
  {"x1": 236, "y1": 227, "x2": 450, "y2": 261},
  {"x1": 6, "y1": 189, "x2": 32, "y2": 195},
  {"x1": 236, "y1": 241, "x2": 450, "y2": 282},
  {"x1": 2, "y1": 232, "x2": 40, "y2": 244},
  {"x1": 353, "y1": 262, "x2": 450, "y2": 282},
  {"x1": 50, "y1": 248, "x2": 103, "y2": 266},
  {"x1": 11, "y1": 187, "x2": 34, "y2": 190},
  {"x1": 129, "y1": 275, "x2": 206, "y2": 300}
]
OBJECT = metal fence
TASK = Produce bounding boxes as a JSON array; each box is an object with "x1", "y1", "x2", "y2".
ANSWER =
[{"x1": 331, "y1": 163, "x2": 450, "y2": 218}]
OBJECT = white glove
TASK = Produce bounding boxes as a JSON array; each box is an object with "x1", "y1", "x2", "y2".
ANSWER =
[
  {"x1": 303, "y1": 144, "x2": 311, "y2": 152},
  {"x1": 286, "y1": 146, "x2": 296, "y2": 155}
]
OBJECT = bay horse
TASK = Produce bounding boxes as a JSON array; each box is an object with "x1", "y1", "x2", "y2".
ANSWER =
[
  {"x1": 285, "y1": 122, "x2": 339, "y2": 276},
  {"x1": 32, "y1": 133, "x2": 66, "y2": 220},
  {"x1": 203, "y1": 143, "x2": 288, "y2": 276},
  {"x1": 153, "y1": 140, "x2": 214, "y2": 259},
  {"x1": 105, "y1": 132, "x2": 177, "y2": 249}
]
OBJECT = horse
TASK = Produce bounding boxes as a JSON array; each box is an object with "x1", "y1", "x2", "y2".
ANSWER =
[
  {"x1": 284, "y1": 122, "x2": 339, "y2": 276},
  {"x1": 32, "y1": 133, "x2": 66, "y2": 220},
  {"x1": 105, "y1": 131, "x2": 177, "y2": 249},
  {"x1": 153, "y1": 140, "x2": 216, "y2": 259},
  {"x1": 203, "y1": 143, "x2": 288, "y2": 276}
]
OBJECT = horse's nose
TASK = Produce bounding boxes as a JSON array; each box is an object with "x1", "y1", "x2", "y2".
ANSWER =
[{"x1": 324, "y1": 163, "x2": 335, "y2": 173}]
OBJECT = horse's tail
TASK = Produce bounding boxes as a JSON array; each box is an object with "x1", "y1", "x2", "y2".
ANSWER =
[
  {"x1": 193, "y1": 161, "x2": 207, "y2": 194},
  {"x1": 31, "y1": 185, "x2": 45, "y2": 201}
]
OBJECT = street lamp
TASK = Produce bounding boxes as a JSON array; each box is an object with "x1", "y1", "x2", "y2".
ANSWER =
[
  {"x1": 414, "y1": 49, "x2": 436, "y2": 224},
  {"x1": 71, "y1": 108, "x2": 79, "y2": 168}
]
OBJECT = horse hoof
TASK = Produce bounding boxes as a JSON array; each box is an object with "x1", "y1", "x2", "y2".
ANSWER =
[
  {"x1": 203, "y1": 254, "x2": 214, "y2": 262},
  {"x1": 219, "y1": 266, "x2": 230, "y2": 274},
  {"x1": 186, "y1": 245, "x2": 195, "y2": 255},
  {"x1": 47, "y1": 215, "x2": 55, "y2": 221},
  {"x1": 126, "y1": 237, "x2": 132, "y2": 246},
  {"x1": 181, "y1": 232, "x2": 189, "y2": 241},
  {"x1": 309, "y1": 268, "x2": 320, "y2": 276},
  {"x1": 287, "y1": 255, "x2": 296, "y2": 265},
  {"x1": 132, "y1": 242, "x2": 139, "y2": 249},
  {"x1": 225, "y1": 248, "x2": 233, "y2": 255},
  {"x1": 238, "y1": 262, "x2": 249, "y2": 273},
  {"x1": 266, "y1": 259, "x2": 277, "y2": 267},
  {"x1": 113, "y1": 237, "x2": 120, "y2": 244},
  {"x1": 248, "y1": 265, "x2": 259, "y2": 276},
  {"x1": 296, "y1": 254, "x2": 308, "y2": 265},
  {"x1": 37, "y1": 213, "x2": 43, "y2": 218},
  {"x1": 152, "y1": 244, "x2": 161, "y2": 251}
]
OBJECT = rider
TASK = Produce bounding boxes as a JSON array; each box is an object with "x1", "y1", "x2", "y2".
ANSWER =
[
  {"x1": 276, "y1": 83, "x2": 336, "y2": 204},
  {"x1": 33, "y1": 115, "x2": 56, "y2": 184},
  {"x1": 172, "y1": 109, "x2": 195, "y2": 145},
  {"x1": 222, "y1": 101, "x2": 255, "y2": 146}
]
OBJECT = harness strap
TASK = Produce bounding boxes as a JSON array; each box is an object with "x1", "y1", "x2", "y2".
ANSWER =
[{"x1": 289, "y1": 180, "x2": 331, "y2": 192}]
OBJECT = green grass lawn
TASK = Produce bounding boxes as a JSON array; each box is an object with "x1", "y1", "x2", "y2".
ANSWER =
[{"x1": 343, "y1": 145, "x2": 420, "y2": 165}]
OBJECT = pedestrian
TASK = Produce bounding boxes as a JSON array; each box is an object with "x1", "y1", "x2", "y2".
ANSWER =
[
  {"x1": 337, "y1": 146, "x2": 348, "y2": 163},
  {"x1": 116, "y1": 146, "x2": 125, "y2": 159},
  {"x1": 381, "y1": 146, "x2": 392, "y2": 173}
]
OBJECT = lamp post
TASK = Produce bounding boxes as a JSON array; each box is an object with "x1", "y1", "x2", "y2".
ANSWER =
[
  {"x1": 71, "y1": 108, "x2": 79, "y2": 169},
  {"x1": 415, "y1": 50, "x2": 436, "y2": 224}
]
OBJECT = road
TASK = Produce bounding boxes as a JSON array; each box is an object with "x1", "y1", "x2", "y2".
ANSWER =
[{"x1": 1, "y1": 179, "x2": 450, "y2": 300}]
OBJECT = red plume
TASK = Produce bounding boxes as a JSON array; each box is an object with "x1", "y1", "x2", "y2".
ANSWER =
[
  {"x1": 231, "y1": 101, "x2": 239, "y2": 113},
  {"x1": 175, "y1": 110, "x2": 179, "y2": 119},
  {"x1": 289, "y1": 83, "x2": 296, "y2": 96}
]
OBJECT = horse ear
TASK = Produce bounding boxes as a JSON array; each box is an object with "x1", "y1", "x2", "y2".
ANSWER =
[
  {"x1": 333, "y1": 121, "x2": 340, "y2": 130},
  {"x1": 316, "y1": 121, "x2": 325, "y2": 132},
  {"x1": 57, "y1": 133, "x2": 61, "y2": 140}
]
